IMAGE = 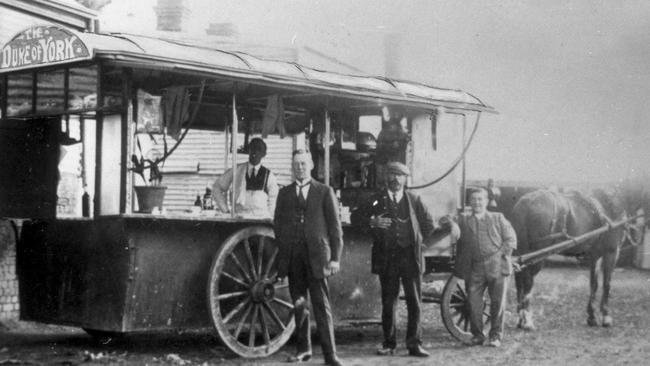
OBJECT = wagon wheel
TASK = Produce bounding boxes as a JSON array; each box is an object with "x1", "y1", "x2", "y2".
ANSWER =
[
  {"x1": 440, "y1": 276, "x2": 491, "y2": 343},
  {"x1": 207, "y1": 226, "x2": 295, "y2": 358}
]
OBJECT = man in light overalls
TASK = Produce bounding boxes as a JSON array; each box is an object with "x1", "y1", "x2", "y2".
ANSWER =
[{"x1": 213, "y1": 138, "x2": 278, "y2": 217}]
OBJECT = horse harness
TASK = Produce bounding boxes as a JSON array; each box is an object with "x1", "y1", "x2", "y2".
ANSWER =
[{"x1": 539, "y1": 190, "x2": 629, "y2": 246}]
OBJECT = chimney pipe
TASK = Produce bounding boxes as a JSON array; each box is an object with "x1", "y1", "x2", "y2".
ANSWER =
[
  {"x1": 154, "y1": 0, "x2": 191, "y2": 32},
  {"x1": 384, "y1": 32, "x2": 402, "y2": 79}
]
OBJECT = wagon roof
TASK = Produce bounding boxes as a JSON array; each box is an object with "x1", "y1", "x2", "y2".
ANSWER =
[{"x1": 0, "y1": 27, "x2": 495, "y2": 113}]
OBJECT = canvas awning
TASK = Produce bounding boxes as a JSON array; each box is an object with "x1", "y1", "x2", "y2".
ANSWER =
[{"x1": 0, "y1": 26, "x2": 495, "y2": 113}]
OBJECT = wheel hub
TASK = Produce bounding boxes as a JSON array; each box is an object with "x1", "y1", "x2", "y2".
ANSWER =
[{"x1": 250, "y1": 280, "x2": 275, "y2": 303}]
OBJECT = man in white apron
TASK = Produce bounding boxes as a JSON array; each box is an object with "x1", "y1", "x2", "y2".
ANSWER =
[{"x1": 213, "y1": 138, "x2": 278, "y2": 217}]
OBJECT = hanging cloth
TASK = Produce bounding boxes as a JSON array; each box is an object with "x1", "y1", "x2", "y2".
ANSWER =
[
  {"x1": 162, "y1": 86, "x2": 190, "y2": 140},
  {"x1": 261, "y1": 94, "x2": 286, "y2": 138}
]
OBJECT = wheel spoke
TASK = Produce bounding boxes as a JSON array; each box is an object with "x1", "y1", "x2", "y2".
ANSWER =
[
  {"x1": 267, "y1": 271, "x2": 279, "y2": 283},
  {"x1": 449, "y1": 302, "x2": 465, "y2": 309},
  {"x1": 257, "y1": 236, "x2": 265, "y2": 279},
  {"x1": 223, "y1": 298, "x2": 250, "y2": 324},
  {"x1": 229, "y1": 252, "x2": 253, "y2": 283},
  {"x1": 248, "y1": 304, "x2": 259, "y2": 347},
  {"x1": 272, "y1": 297, "x2": 294, "y2": 310},
  {"x1": 216, "y1": 290, "x2": 249, "y2": 301},
  {"x1": 221, "y1": 271, "x2": 248, "y2": 288},
  {"x1": 263, "y1": 301, "x2": 287, "y2": 330},
  {"x1": 259, "y1": 303, "x2": 271, "y2": 346},
  {"x1": 274, "y1": 283, "x2": 289, "y2": 290},
  {"x1": 456, "y1": 283, "x2": 467, "y2": 297},
  {"x1": 455, "y1": 314, "x2": 464, "y2": 327},
  {"x1": 244, "y1": 238, "x2": 258, "y2": 280},
  {"x1": 263, "y1": 247, "x2": 279, "y2": 279},
  {"x1": 463, "y1": 316, "x2": 470, "y2": 332},
  {"x1": 233, "y1": 302, "x2": 253, "y2": 340},
  {"x1": 450, "y1": 295, "x2": 465, "y2": 304}
]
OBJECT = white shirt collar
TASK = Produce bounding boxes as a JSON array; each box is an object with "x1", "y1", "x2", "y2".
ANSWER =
[
  {"x1": 296, "y1": 177, "x2": 312, "y2": 186},
  {"x1": 296, "y1": 178, "x2": 311, "y2": 197},
  {"x1": 473, "y1": 211, "x2": 487, "y2": 220},
  {"x1": 248, "y1": 162, "x2": 262, "y2": 175},
  {"x1": 388, "y1": 189, "x2": 404, "y2": 203}
]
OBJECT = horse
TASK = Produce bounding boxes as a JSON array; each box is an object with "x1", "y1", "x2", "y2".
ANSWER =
[{"x1": 509, "y1": 185, "x2": 647, "y2": 330}]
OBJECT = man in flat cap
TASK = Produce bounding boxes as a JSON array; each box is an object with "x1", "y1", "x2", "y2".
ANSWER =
[{"x1": 352, "y1": 161, "x2": 458, "y2": 357}]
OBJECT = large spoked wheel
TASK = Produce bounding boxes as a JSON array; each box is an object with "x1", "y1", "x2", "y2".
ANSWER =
[
  {"x1": 207, "y1": 226, "x2": 295, "y2": 358},
  {"x1": 440, "y1": 276, "x2": 491, "y2": 343}
]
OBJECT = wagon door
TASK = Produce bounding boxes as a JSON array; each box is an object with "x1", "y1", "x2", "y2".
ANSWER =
[{"x1": 0, "y1": 117, "x2": 60, "y2": 218}]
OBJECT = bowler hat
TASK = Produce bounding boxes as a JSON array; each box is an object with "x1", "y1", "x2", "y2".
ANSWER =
[{"x1": 386, "y1": 161, "x2": 410, "y2": 176}]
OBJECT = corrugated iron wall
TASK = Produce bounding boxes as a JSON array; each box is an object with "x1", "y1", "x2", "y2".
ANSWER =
[{"x1": 158, "y1": 130, "x2": 295, "y2": 212}]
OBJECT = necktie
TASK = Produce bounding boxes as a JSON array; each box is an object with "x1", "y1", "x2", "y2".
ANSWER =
[
  {"x1": 297, "y1": 182, "x2": 309, "y2": 206},
  {"x1": 250, "y1": 167, "x2": 256, "y2": 178}
]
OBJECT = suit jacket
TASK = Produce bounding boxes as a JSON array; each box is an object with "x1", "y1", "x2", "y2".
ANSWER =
[
  {"x1": 274, "y1": 180, "x2": 344, "y2": 279},
  {"x1": 453, "y1": 211, "x2": 517, "y2": 281},
  {"x1": 352, "y1": 189, "x2": 436, "y2": 275}
]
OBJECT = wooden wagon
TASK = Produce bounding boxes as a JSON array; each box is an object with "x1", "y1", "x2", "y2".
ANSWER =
[{"x1": 0, "y1": 25, "x2": 497, "y2": 357}]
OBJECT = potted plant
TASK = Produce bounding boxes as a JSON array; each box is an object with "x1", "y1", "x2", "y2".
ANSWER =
[{"x1": 131, "y1": 149, "x2": 167, "y2": 213}]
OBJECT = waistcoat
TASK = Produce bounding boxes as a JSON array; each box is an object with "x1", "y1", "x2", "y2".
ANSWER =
[
  {"x1": 245, "y1": 166, "x2": 269, "y2": 192},
  {"x1": 387, "y1": 196, "x2": 413, "y2": 248},
  {"x1": 470, "y1": 216, "x2": 499, "y2": 261}
]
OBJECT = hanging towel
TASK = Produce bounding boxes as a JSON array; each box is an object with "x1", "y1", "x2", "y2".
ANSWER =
[
  {"x1": 261, "y1": 94, "x2": 286, "y2": 138},
  {"x1": 162, "y1": 86, "x2": 190, "y2": 140}
]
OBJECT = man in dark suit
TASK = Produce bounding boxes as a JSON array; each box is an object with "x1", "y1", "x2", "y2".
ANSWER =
[
  {"x1": 274, "y1": 149, "x2": 344, "y2": 366},
  {"x1": 353, "y1": 162, "x2": 458, "y2": 357},
  {"x1": 454, "y1": 187, "x2": 516, "y2": 347}
]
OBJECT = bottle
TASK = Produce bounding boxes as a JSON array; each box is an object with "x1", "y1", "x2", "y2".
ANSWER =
[
  {"x1": 191, "y1": 194, "x2": 202, "y2": 214},
  {"x1": 82, "y1": 188, "x2": 90, "y2": 217},
  {"x1": 202, "y1": 187, "x2": 214, "y2": 210}
]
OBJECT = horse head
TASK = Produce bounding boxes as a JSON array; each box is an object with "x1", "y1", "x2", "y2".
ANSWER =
[
  {"x1": 608, "y1": 179, "x2": 650, "y2": 246},
  {"x1": 615, "y1": 179, "x2": 649, "y2": 221}
]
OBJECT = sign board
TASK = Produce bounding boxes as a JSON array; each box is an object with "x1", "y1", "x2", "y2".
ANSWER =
[{"x1": 0, "y1": 26, "x2": 91, "y2": 72}]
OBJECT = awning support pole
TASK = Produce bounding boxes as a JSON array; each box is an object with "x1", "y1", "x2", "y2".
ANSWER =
[
  {"x1": 460, "y1": 113, "x2": 467, "y2": 211},
  {"x1": 324, "y1": 107, "x2": 331, "y2": 186},
  {"x1": 231, "y1": 85, "x2": 238, "y2": 218}
]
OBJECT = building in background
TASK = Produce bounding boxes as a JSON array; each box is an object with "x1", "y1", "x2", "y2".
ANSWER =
[{"x1": 93, "y1": 0, "x2": 391, "y2": 211}]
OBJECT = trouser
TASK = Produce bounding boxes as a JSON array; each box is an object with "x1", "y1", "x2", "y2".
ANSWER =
[
  {"x1": 466, "y1": 255, "x2": 509, "y2": 341},
  {"x1": 379, "y1": 248, "x2": 422, "y2": 349},
  {"x1": 288, "y1": 241, "x2": 336, "y2": 357}
]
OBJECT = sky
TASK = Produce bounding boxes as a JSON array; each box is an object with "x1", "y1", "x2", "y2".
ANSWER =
[{"x1": 98, "y1": 0, "x2": 650, "y2": 184}]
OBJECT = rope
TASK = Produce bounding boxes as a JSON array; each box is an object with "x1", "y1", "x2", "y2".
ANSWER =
[{"x1": 408, "y1": 112, "x2": 481, "y2": 190}]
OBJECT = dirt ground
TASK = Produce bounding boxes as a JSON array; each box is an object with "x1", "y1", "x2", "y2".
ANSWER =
[{"x1": 1, "y1": 260, "x2": 649, "y2": 366}]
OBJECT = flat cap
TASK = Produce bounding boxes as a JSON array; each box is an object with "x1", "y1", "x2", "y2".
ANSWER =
[{"x1": 386, "y1": 161, "x2": 410, "y2": 176}]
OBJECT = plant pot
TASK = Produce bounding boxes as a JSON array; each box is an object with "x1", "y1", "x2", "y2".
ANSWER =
[{"x1": 134, "y1": 186, "x2": 167, "y2": 213}]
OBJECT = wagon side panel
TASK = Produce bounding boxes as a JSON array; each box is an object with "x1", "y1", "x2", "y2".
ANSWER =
[
  {"x1": 17, "y1": 218, "x2": 131, "y2": 330},
  {"x1": 121, "y1": 218, "x2": 242, "y2": 332}
]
